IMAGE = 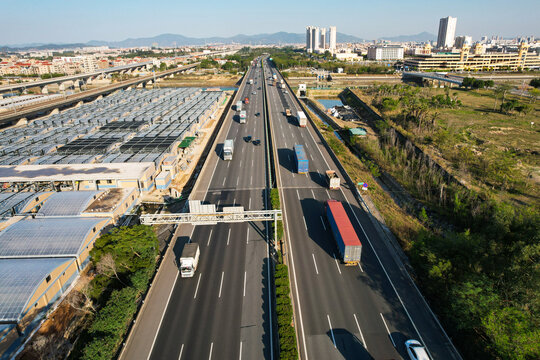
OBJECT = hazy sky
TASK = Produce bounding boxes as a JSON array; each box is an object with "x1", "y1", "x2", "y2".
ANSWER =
[{"x1": 1, "y1": 0, "x2": 538, "y2": 45}]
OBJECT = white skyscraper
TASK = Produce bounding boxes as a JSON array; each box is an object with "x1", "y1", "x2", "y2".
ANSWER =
[
  {"x1": 437, "y1": 16, "x2": 457, "y2": 48},
  {"x1": 320, "y1": 28, "x2": 327, "y2": 49},
  {"x1": 329, "y1": 26, "x2": 337, "y2": 51},
  {"x1": 306, "y1": 26, "x2": 314, "y2": 52},
  {"x1": 311, "y1": 27, "x2": 320, "y2": 52}
]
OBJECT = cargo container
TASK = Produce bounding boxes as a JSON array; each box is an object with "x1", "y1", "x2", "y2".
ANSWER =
[
  {"x1": 223, "y1": 139, "x2": 234, "y2": 160},
  {"x1": 326, "y1": 170, "x2": 340, "y2": 189},
  {"x1": 236, "y1": 101, "x2": 242, "y2": 111},
  {"x1": 325, "y1": 200, "x2": 362, "y2": 265},
  {"x1": 180, "y1": 243, "x2": 200, "y2": 278},
  {"x1": 297, "y1": 111, "x2": 307, "y2": 127},
  {"x1": 239, "y1": 110, "x2": 246, "y2": 124},
  {"x1": 294, "y1": 145, "x2": 308, "y2": 174}
]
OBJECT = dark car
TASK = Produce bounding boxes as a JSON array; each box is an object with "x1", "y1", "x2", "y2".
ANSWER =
[
  {"x1": 255, "y1": 112, "x2": 260, "y2": 116},
  {"x1": 253, "y1": 139, "x2": 261, "y2": 146},
  {"x1": 244, "y1": 136, "x2": 252, "y2": 143}
]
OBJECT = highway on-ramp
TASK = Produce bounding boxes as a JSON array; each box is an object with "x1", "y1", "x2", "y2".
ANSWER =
[{"x1": 263, "y1": 58, "x2": 461, "y2": 360}]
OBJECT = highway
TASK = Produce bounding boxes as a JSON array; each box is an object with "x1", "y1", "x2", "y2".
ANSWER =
[
  {"x1": 147, "y1": 59, "x2": 274, "y2": 360},
  {"x1": 263, "y1": 58, "x2": 461, "y2": 360}
]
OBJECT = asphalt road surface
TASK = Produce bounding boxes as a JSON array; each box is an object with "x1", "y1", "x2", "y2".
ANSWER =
[{"x1": 263, "y1": 58, "x2": 461, "y2": 360}]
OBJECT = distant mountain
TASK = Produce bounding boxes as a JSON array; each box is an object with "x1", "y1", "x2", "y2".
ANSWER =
[
  {"x1": 2, "y1": 32, "x2": 367, "y2": 50},
  {"x1": 378, "y1": 31, "x2": 436, "y2": 42}
]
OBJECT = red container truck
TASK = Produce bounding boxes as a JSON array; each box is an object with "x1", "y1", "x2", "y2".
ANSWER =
[{"x1": 325, "y1": 200, "x2": 362, "y2": 265}]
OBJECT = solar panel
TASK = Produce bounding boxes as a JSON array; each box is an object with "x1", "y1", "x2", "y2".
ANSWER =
[{"x1": 38, "y1": 191, "x2": 103, "y2": 216}]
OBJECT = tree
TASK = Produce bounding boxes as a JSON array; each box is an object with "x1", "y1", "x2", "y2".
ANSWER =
[
  {"x1": 529, "y1": 78, "x2": 540, "y2": 88},
  {"x1": 496, "y1": 83, "x2": 513, "y2": 112}
]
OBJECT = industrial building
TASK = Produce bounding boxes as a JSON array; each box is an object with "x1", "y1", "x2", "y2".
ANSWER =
[
  {"x1": 0, "y1": 87, "x2": 227, "y2": 357},
  {"x1": 404, "y1": 42, "x2": 540, "y2": 71}
]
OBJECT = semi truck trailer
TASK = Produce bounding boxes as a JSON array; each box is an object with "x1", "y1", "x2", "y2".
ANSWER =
[
  {"x1": 223, "y1": 139, "x2": 234, "y2": 160},
  {"x1": 294, "y1": 145, "x2": 308, "y2": 174},
  {"x1": 325, "y1": 200, "x2": 362, "y2": 265},
  {"x1": 180, "y1": 243, "x2": 200, "y2": 278},
  {"x1": 297, "y1": 111, "x2": 307, "y2": 127}
]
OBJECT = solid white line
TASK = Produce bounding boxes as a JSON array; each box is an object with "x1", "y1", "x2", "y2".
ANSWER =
[
  {"x1": 227, "y1": 228, "x2": 231, "y2": 246},
  {"x1": 320, "y1": 216, "x2": 326, "y2": 230},
  {"x1": 243, "y1": 271, "x2": 247, "y2": 297},
  {"x1": 193, "y1": 273, "x2": 202, "y2": 299},
  {"x1": 327, "y1": 315, "x2": 336, "y2": 348},
  {"x1": 218, "y1": 271, "x2": 224, "y2": 298},
  {"x1": 333, "y1": 253, "x2": 342, "y2": 274},
  {"x1": 222, "y1": 177, "x2": 226, "y2": 186},
  {"x1": 178, "y1": 343, "x2": 184, "y2": 360},
  {"x1": 208, "y1": 342, "x2": 214, "y2": 360},
  {"x1": 380, "y1": 313, "x2": 395, "y2": 347},
  {"x1": 353, "y1": 314, "x2": 367, "y2": 350},
  {"x1": 312, "y1": 253, "x2": 319, "y2": 275},
  {"x1": 207, "y1": 229, "x2": 213, "y2": 246},
  {"x1": 146, "y1": 268, "x2": 180, "y2": 360},
  {"x1": 239, "y1": 341, "x2": 243, "y2": 360},
  {"x1": 246, "y1": 227, "x2": 249, "y2": 244},
  {"x1": 358, "y1": 262, "x2": 364, "y2": 273},
  {"x1": 303, "y1": 216, "x2": 308, "y2": 231}
]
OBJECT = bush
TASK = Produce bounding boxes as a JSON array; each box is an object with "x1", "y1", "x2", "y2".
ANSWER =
[{"x1": 274, "y1": 264, "x2": 298, "y2": 359}]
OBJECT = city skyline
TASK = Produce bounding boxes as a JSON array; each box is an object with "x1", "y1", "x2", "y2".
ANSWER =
[{"x1": 1, "y1": 0, "x2": 539, "y2": 45}]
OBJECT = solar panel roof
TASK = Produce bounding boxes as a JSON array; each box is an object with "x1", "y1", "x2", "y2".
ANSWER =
[
  {"x1": 0, "y1": 217, "x2": 108, "y2": 258},
  {"x1": 38, "y1": 191, "x2": 103, "y2": 216},
  {"x1": 0, "y1": 258, "x2": 72, "y2": 322}
]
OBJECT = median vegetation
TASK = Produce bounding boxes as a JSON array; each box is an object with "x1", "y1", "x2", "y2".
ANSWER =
[
  {"x1": 68, "y1": 225, "x2": 159, "y2": 360},
  {"x1": 275, "y1": 264, "x2": 298, "y2": 360}
]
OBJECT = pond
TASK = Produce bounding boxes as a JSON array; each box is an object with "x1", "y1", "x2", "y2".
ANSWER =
[{"x1": 317, "y1": 99, "x2": 344, "y2": 109}]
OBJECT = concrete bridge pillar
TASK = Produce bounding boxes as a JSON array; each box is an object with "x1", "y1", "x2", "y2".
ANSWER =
[{"x1": 41, "y1": 85, "x2": 49, "y2": 94}]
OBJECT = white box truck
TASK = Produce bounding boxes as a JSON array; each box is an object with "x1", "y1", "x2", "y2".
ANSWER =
[
  {"x1": 223, "y1": 139, "x2": 234, "y2": 160},
  {"x1": 249, "y1": 79, "x2": 254, "y2": 85},
  {"x1": 297, "y1": 111, "x2": 307, "y2": 127},
  {"x1": 180, "y1": 243, "x2": 200, "y2": 278},
  {"x1": 239, "y1": 110, "x2": 247, "y2": 124},
  {"x1": 326, "y1": 170, "x2": 341, "y2": 189},
  {"x1": 236, "y1": 101, "x2": 242, "y2": 111}
]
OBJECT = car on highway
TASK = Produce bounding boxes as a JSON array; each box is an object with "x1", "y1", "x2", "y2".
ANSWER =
[
  {"x1": 244, "y1": 135, "x2": 252, "y2": 143},
  {"x1": 405, "y1": 339, "x2": 430, "y2": 360},
  {"x1": 255, "y1": 112, "x2": 260, "y2": 116},
  {"x1": 252, "y1": 91, "x2": 256, "y2": 95},
  {"x1": 252, "y1": 139, "x2": 261, "y2": 146}
]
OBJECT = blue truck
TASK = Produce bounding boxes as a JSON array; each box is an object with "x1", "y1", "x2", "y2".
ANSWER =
[{"x1": 294, "y1": 145, "x2": 308, "y2": 174}]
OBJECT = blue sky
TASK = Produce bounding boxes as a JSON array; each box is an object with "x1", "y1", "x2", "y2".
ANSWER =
[{"x1": 1, "y1": 0, "x2": 538, "y2": 45}]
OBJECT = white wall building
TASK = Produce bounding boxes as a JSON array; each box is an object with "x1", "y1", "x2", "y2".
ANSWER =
[
  {"x1": 454, "y1": 35, "x2": 472, "y2": 49},
  {"x1": 437, "y1": 16, "x2": 457, "y2": 49},
  {"x1": 320, "y1": 28, "x2": 327, "y2": 50},
  {"x1": 329, "y1": 26, "x2": 337, "y2": 51},
  {"x1": 367, "y1": 45, "x2": 404, "y2": 60}
]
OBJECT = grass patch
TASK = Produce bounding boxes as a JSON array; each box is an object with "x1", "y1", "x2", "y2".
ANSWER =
[{"x1": 275, "y1": 264, "x2": 298, "y2": 360}]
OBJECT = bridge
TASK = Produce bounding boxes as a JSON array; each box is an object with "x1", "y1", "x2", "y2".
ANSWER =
[
  {"x1": 0, "y1": 61, "x2": 154, "y2": 95},
  {"x1": 402, "y1": 71, "x2": 463, "y2": 87}
]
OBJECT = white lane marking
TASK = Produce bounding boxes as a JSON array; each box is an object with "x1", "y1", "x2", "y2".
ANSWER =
[
  {"x1": 218, "y1": 271, "x2": 224, "y2": 298},
  {"x1": 236, "y1": 177, "x2": 239, "y2": 186},
  {"x1": 222, "y1": 177, "x2": 226, "y2": 186},
  {"x1": 332, "y1": 253, "x2": 342, "y2": 274},
  {"x1": 353, "y1": 314, "x2": 367, "y2": 350},
  {"x1": 358, "y1": 262, "x2": 364, "y2": 273},
  {"x1": 380, "y1": 313, "x2": 395, "y2": 347},
  {"x1": 227, "y1": 228, "x2": 231, "y2": 246},
  {"x1": 240, "y1": 159, "x2": 242, "y2": 168},
  {"x1": 251, "y1": 159, "x2": 254, "y2": 167},
  {"x1": 248, "y1": 197, "x2": 251, "y2": 209},
  {"x1": 288, "y1": 155, "x2": 291, "y2": 162},
  {"x1": 311, "y1": 189, "x2": 315, "y2": 199},
  {"x1": 250, "y1": 175, "x2": 253, "y2": 185},
  {"x1": 296, "y1": 189, "x2": 300, "y2": 200},
  {"x1": 246, "y1": 227, "x2": 250, "y2": 244},
  {"x1": 312, "y1": 253, "x2": 319, "y2": 275},
  {"x1": 207, "y1": 229, "x2": 213, "y2": 246},
  {"x1": 178, "y1": 344, "x2": 184, "y2": 360},
  {"x1": 303, "y1": 216, "x2": 308, "y2": 231},
  {"x1": 327, "y1": 315, "x2": 336, "y2": 348},
  {"x1": 243, "y1": 271, "x2": 247, "y2": 297},
  {"x1": 227, "y1": 161, "x2": 231, "y2": 168},
  {"x1": 217, "y1": 199, "x2": 221, "y2": 207},
  {"x1": 208, "y1": 342, "x2": 214, "y2": 360},
  {"x1": 326, "y1": 189, "x2": 330, "y2": 199},
  {"x1": 320, "y1": 216, "x2": 327, "y2": 230},
  {"x1": 193, "y1": 273, "x2": 202, "y2": 299},
  {"x1": 233, "y1": 197, "x2": 236, "y2": 205},
  {"x1": 239, "y1": 341, "x2": 243, "y2": 360}
]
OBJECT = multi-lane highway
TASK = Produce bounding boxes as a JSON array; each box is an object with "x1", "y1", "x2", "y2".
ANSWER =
[
  {"x1": 146, "y1": 59, "x2": 275, "y2": 360},
  {"x1": 263, "y1": 58, "x2": 461, "y2": 360}
]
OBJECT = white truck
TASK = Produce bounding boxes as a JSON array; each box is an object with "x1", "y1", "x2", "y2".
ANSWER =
[
  {"x1": 223, "y1": 139, "x2": 234, "y2": 160},
  {"x1": 239, "y1": 110, "x2": 247, "y2": 124},
  {"x1": 249, "y1": 79, "x2": 254, "y2": 85},
  {"x1": 326, "y1": 170, "x2": 341, "y2": 189},
  {"x1": 180, "y1": 243, "x2": 200, "y2": 278},
  {"x1": 236, "y1": 101, "x2": 242, "y2": 111},
  {"x1": 297, "y1": 111, "x2": 307, "y2": 127}
]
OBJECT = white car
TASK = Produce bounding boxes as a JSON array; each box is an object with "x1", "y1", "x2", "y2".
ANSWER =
[{"x1": 405, "y1": 340, "x2": 430, "y2": 360}]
